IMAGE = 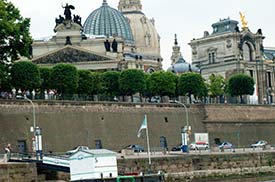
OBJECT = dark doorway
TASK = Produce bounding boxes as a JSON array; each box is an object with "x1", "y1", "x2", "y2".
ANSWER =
[
  {"x1": 95, "y1": 139, "x2": 102, "y2": 149},
  {"x1": 17, "y1": 140, "x2": 27, "y2": 154},
  {"x1": 160, "y1": 136, "x2": 168, "y2": 151}
]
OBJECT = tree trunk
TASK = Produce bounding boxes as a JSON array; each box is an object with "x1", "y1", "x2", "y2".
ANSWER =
[
  {"x1": 240, "y1": 95, "x2": 243, "y2": 104},
  {"x1": 139, "y1": 93, "x2": 142, "y2": 103}
]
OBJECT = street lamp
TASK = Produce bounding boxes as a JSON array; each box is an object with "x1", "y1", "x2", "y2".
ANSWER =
[
  {"x1": 24, "y1": 96, "x2": 36, "y2": 132},
  {"x1": 172, "y1": 100, "x2": 190, "y2": 152},
  {"x1": 23, "y1": 96, "x2": 37, "y2": 158},
  {"x1": 174, "y1": 100, "x2": 189, "y2": 127},
  {"x1": 22, "y1": 96, "x2": 40, "y2": 159},
  {"x1": 17, "y1": 95, "x2": 42, "y2": 159}
]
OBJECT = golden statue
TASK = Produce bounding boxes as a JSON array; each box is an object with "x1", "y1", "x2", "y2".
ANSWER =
[{"x1": 239, "y1": 12, "x2": 248, "y2": 29}]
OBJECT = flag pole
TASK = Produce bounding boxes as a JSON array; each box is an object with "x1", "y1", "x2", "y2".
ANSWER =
[{"x1": 145, "y1": 114, "x2": 151, "y2": 166}]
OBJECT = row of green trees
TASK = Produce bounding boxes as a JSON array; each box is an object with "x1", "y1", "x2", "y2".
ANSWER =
[
  {"x1": 0, "y1": 61, "x2": 255, "y2": 102},
  {"x1": 0, "y1": 0, "x2": 255, "y2": 102}
]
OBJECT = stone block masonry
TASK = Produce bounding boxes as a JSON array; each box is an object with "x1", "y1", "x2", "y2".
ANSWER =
[
  {"x1": 0, "y1": 163, "x2": 37, "y2": 182},
  {"x1": 117, "y1": 152, "x2": 275, "y2": 181},
  {"x1": 0, "y1": 100, "x2": 275, "y2": 153}
]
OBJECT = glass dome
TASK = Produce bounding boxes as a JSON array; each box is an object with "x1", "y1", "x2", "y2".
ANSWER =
[{"x1": 83, "y1": 1, "x2": 134, "y2": 44}]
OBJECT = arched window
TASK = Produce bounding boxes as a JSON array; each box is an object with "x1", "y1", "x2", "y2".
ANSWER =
[{"x1": 242, "y1": 42, "x2": 253, "y2": 61}]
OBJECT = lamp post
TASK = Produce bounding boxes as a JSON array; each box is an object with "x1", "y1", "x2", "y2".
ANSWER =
[
  {"x1": 24, "y1": 97, "x2": 36, "y2": 131},
  {"x1": 174, "y1": 100, "x2": 189, "y2": 127},
  {"x1": 23, "y1": 96, "x2": 37, "y2": 158},
  {"x1": 173, "y1": 100, "x2": 190, "y2": 152}
]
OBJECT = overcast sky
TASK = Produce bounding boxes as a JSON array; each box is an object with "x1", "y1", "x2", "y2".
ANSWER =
[{"x1": 10, "y1": 0, "x2": 275, "y2": 69}]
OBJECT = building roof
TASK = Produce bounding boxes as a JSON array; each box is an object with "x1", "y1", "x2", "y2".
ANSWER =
[
  {"x1": 83, "y1": 0, "x2": 134, "y2": 44},
  {"x1": 70, "y1": 149, "x2": 117, "y2": 159},
  {"x1": 211, "y1": 18, "x2": 239, "y2": 35},
  {"x1": 264, "y1": 48, "x2": 275, "y2": 61}
]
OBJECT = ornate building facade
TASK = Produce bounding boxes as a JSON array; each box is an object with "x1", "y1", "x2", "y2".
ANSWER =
[
  {"x1": 189, "y1": 16, "x2": 275, "y2": 104},
  {"x1": 118, "y1": 0, "x2": 162, "y2": 72},
  {"x1": 32, "y1": 0, "x2": 162, "y2": 72},
  {"x1": 168, "y1": 34, "x2": 199, "y2": 74}
]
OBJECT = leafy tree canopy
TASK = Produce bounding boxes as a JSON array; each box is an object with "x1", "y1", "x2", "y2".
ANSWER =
[
  {"x1": 227, "y1": 73, "x2": 254, "y2": 97},
  {"x1": 209, "y1": 74, "x2": 225, "y2": 98},
  {"x1": 101, "y1": 71, "x2": 120, "y2": 96},
  {"x1": 148, "y1": 71, "x2": 177, "y2": 97},
  {"x1": 119, "y1": 69, "x2": 145, "y2": 96},
  {"x1": 0, "y1": 64, "x2": 10, "y2": 91},
  {"x1": 0, "y1": 0, "x2": 32, "y2": 64},
  {"x1": 90, "y1": 72, "x2": 102, "y2": 95},
  {"x1": 39, "y1": 67, "x2": 52, "y2": 91},
  {"x1": 11, "y1": 61, "x2": 40, "y2": 91},
  {"x1": 77, "y1": 70, "x2": 94, "y2": 95},
  {"x1": 142, "y1": 73, "x2": 152, "y2": 97},
  {"x1": 50, "y1": 64, "x2": 78, "y2": 95},
  {"x1": 178, "y1": 72, "x2": 207, "y2": 98}
]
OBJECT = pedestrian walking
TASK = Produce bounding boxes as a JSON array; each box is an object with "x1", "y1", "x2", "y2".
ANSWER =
[{"x1": 4, "y1": 143, "x2": 12, "y2": 161}]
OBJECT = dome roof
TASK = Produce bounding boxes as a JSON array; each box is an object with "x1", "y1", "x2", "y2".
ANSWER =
[
  {"x1": 83, "y1": 1, "x2": 134, "y2": 44},
  {"x1": 168, "y1": 57, "x2": 200, "y2": 74},
  {"x1": 122, "y1": 12, "x2": 161, "y2": 59}
]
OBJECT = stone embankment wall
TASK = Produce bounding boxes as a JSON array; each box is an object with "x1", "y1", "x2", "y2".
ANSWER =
[
  {"x1": 203, "y1": 104, "x2": 275, "y2": 146},
  {"x1": 0, "y1": 100, "x2": 275, "y2": 152},
  {"x1": 118, "y1": 152, "x2": 275, "y2": 181},
  {"x1": 0, "y1": 163, "x2": 37, "y2": 181},
  {"x1": 0, "y1": 100, "x2": 205, "y2": 153},
  {"x1": 1, "y1": 152, "x2": 275, "y2": 181}
]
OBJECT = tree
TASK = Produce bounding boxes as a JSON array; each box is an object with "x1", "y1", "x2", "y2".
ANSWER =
[
  {"x1": 226, "y1": 73, "x2": 254, "y2": 103},
  {"x1": 142, "y1": 73, "x2": 153, "y2": 98},
  {"x1": 0, "y1": 0, "x2": 32, "y2": 64},
  {"x1": 147, "y1": 71, "x2": 177, "y2": 98},
  {"x1": 0, "y1": 64, "x2": 10, "y2": 91},
  {"x1": 39, "y1": 67, "x2": 52, "y2": 91},
  {"x1": 50, "y1": 64, "x2": 78, "y2": 97},
  {"x1": 90, "y1": 72, "x2": 102, "y2": 96},
  {"x1": 77, "y1": 70, "x2": 94, "y2": 96},
  {"x1": 209, "y1": 74, "x2": 225, "y2": 103},
  {"x1": 178, "y1": 72, "x2": 207, "y2": 102},
  {"x1": 119, "y1": 69, "x2": 145, "y2": 98},
  {"x1": 11, "y1": 61, "x2": 40, "y2": 91},
  {"x1": 101, "y1": 71, "x2": 120, "y2": 97}
]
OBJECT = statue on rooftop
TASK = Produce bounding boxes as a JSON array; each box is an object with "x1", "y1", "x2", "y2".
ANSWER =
[
  {"x1": 73, "y1": 15, "x2": 82, "y2": 26},
  {"x1": 55, "y1": 15, "x2": 65, "y2": 27},
  {"x1": 104, "y1": 39, "x2": 111, "y2": 52},
  {"x1": 112, "y1": 39, "x2": 118, "y2": 53},
  {"x1": 239, "y1": 12, "x2": 248, "y2": 29},
  {"x1": 62, "y1": 3, "x2": 75, "y2": 20}
]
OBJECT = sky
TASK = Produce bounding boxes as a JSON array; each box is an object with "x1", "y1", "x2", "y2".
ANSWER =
[{"x1": 10, "y1": 0, "x2": 275, "y2": 69}]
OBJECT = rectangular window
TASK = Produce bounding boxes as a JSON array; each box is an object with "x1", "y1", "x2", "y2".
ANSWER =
[
  {"x1": 212, "y1": 52, "x2": 215, "y2": 63},
  {"x1": 267, "y1": 72, "x2": 272, "y2": 87},
  {"x1": 208, "y1": 53, "x2": 212, "y2": 64},
  {"x1": 249, "y1": 70, "x2": 253, "y2": 78}
]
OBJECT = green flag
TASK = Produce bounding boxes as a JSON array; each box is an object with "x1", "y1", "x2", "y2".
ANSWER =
[{"x1": 137, "y1": 114, "x2": 147, "y2": 138}]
